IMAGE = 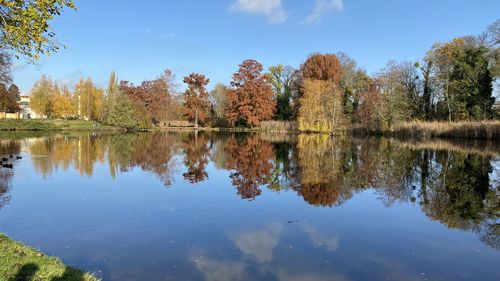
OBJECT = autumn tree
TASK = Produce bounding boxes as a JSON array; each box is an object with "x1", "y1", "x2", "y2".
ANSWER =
[
  {"x1": 0, "y1": 83, "x2": 18, "y2": 112},
  {"x1": 225, "y1": 59, "x2": 275, "y2": 126},
  {"x1": 74, "y1": 78, "x2": 103, "y2": 121},
  {"x1": 302, "y1": 53, "x2": 343, "y2": 82},
  {"x1": 182, "y1": 73, "x2": 210, "y2": 128},
  {"x1": 30, "y1": 75, "x2": 55, "y2": 117},
  {"x1": 7, "y1": 84, "x2": 19, "y2": 101},
  {"x1": 0, "y1": 0, "x2": 76, "y2": 60},
  {"x1": 298, "y1": 53, "x2": 345, "y2": 132},
  {"x1": 357, "y1": 81, "x2": 385, "y2": 131},
  {"x1": 52, "y1": 85, "x2": 76, "y2": 118},
  {"x1": 120, "y1": 70, "x2": 179, "y2": 125}
]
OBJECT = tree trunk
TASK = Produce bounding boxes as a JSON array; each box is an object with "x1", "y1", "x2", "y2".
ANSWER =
[{"x1": 195, "y1": 109, "x2": 199, "y2": 130}]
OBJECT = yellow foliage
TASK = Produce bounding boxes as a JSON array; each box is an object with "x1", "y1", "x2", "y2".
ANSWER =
[{"x1": 298, "y1": 79, "x2": 346, "y2": 133}]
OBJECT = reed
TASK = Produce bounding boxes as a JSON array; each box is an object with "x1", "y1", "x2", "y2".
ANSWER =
[
  {"x1": 391, "y1": 121, "x2": 500, "y2": 140},
  {"x1": 259, "y1": 121, "x2": 299, "y2": 132},
  {"x1": 352, "y1": 121, "x2": 500, "y2": 140}
]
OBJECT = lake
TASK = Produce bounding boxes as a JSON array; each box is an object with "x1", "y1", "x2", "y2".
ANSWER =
[{"x1": 0, "y1": 131, "x2": 498, "y2": 281}]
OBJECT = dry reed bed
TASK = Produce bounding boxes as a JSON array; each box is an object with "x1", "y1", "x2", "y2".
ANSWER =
[
  {"x1": 259, "y1": 121, "x2": 299, "y2": 132},
  {"x1": 392, "y1": 121, "x2": 500, "y2": 140}
]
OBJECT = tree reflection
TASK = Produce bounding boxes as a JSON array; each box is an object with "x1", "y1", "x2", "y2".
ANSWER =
[
  {"x1": 28, "y1": 132, "x2": 181, "y2": 186},
  {"x1": 1, "y1": 131, "x2": 498, "y2": 249},
  {"x1": 225, "y1": 135, "x2": 275, "y2": 200},
  {"x1": 292, "y1": 135, "x2": 354, "y2": 207},
  {"x1": 182, "y1": 132, "x2": 210, "y2": 183}
]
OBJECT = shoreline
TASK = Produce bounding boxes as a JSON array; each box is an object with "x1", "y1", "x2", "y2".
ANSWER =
[
  {"x1": 0, "y1": 233, "x2": 100, "y2": 281},
  {"x1": 1, "y1": 119, "x2": 499, "y2": 140}
]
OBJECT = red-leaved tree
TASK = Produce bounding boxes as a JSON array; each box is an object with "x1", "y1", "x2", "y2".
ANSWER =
[
  {"x1": 225, "y1": 59, "x2": 275, "y2": 126},
  {"x1": 182, "y1": 73, "x2": 210, "y2": 128}
]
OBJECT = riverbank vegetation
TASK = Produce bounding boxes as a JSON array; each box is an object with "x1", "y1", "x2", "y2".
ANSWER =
[
  {"x1": 17, "y1": 19, "x2": 498, "y2": 136},
  {"x1": 0, "y1": 233, "x2": 99, "y2": 281},
  {"x1": 0, "y1": 1, "x2": 498, "y2": 137}
]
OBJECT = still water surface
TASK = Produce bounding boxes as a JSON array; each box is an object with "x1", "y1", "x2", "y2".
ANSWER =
[{"x1": 0, "y1": 131, "x2": 498, "y2": 281}]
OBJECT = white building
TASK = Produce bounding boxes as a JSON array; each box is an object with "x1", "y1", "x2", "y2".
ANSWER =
[{"x1": 18, "y1": 96, "x2": 43, "y2": 119}]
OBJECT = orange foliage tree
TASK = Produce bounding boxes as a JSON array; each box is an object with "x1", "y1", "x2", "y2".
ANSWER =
[
  {"x1": 182, "y1": 73, "x2": 210, "y2": 128},
  {"x1": 302, "y1": 53, "x2": 343, "y2": 82},
  {"x1": 225, "y1": 59, "x2": 276, "y2": 127},
  {"x1": 120, "y1": 70, "x2": 179, "y2": 125}
]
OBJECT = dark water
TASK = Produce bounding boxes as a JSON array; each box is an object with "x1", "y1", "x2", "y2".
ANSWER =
[{"x1": 0, "y1": 131, "x2": 498, "y2": 281}]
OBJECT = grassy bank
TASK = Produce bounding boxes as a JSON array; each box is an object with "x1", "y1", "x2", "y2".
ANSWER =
[
  {"x1": 0, "y1": 119, "x2": 120, "y2": 131},
  {"x1": 0, "y1": 234, "x2": 99, "y2": 281},
  {"x1": 352, "y1": 121, "x2": 500, "y2": 140}
]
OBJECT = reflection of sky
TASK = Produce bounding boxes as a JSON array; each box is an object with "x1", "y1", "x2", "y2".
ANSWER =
[{"x1": 0, "y1": 134, "x2": 499, "y2": 281}]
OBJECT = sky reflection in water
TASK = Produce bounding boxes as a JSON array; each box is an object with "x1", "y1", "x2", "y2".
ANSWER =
[{"x1": 0, "y1": 131, "x2": 498, "y2": 281}]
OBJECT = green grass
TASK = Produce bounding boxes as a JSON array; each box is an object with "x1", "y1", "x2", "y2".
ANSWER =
[
  {"x1": 0, "y1": 119, "x2": 119, "y2": 131},
  {"x1": 0, "y1": 234, "x2": 100, "y2": 281},
  {"x1": 45, "y1": 119, "x2": 118, "y2": 131},
  {"x1": 0, "y1": 119, "x2": 60, "y2": 131}
]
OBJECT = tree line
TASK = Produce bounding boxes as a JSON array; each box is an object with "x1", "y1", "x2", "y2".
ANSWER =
[{"x1": 21, "y1": 19, "x2": 500, "y2": 131}]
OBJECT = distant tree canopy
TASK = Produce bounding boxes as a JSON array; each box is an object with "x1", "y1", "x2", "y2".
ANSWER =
[
  {"x1": 23, "y1": 18, "x2": 500, "y2": 131},
  {"x1": 226, "y1": 59, "x2": 276, "y2": 126},
  {"x1": 0, "y1": 0, "x2": 76, "y2": 60}
]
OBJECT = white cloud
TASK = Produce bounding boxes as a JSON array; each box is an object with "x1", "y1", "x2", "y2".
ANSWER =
[
  {"x1": 302, "y1": 0, "x2": 344, "y2": 24},
  {"x1": 230, "y1": 223, "x2": 282, "y2": 263},
  {"x1": 230, "y1": 0, "x2": 287, "y2": 24},
  {"x1": 301, "y1": 224, "x2": 340, "y2": 252},
  {"x1": 191, "y1": 257, "x2": 246, "y2": 281}
]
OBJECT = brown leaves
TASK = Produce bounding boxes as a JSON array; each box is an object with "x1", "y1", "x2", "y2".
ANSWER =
[
  {"x1": 302, "y1": 53, "x2": 343, "y2": 83},
  {"x1": 225, "y1": 59, "x2": 276, "y2": 126},
  {"x1": 225, "y1": 135, "x2": 275, "y2": 199},
  {"x1": 119, "y1": 70, "x2": 179, "y2": 125},
  {"x1": 182, "y1": 73, "x2": 210, "y2": 126}
]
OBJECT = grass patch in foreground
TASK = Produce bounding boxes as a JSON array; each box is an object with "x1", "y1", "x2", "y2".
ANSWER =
[{"x1": 0, "y1": 234, "x2": 99, "y2": 281}]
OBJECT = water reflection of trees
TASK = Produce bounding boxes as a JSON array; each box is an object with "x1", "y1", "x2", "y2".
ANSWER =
[
  {"x1": 3, "y1": 132, "x2": 499, "y2": 248},
  {"x1": 182, "y1": 132, "x2": 210, "y2": 184},
  {"x1": 29, "y1": 132, "x2": 181, "y2": 186},
  {"x1": 224, "y1": 135, "x2": 275, "y2": 200},
  {"x1": 288, "y1": 136, "x2": 499, "y2": 249}
]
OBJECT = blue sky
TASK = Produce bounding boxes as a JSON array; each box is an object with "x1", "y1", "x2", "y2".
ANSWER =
[{"x1": 12, "y1": 0, "x2": 500, "y2": 94}]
